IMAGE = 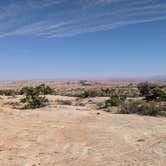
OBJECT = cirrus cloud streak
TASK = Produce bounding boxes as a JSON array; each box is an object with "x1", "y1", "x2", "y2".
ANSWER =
[{"x1": 0, "y1": 0, "x2": 166, "y2": 38}]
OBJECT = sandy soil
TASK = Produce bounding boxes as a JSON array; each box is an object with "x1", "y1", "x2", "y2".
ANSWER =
[{"x1": 0, "y1": 97, "x2": 166, "y2": 166}]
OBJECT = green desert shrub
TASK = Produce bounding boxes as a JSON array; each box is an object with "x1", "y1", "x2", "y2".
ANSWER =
[
  {"x1": 138, "y1": 82, "x2": 166, "y2": 101},
  {"x1": 7, "y1": 102, "x2": 20, "y2": 109},
  {"x1": 20, "y1": 84, "x2": 54, "y2": 95},
  {"x1": 54, "y1": 87, "x2": 139, "y2": 98},
  {"x1": 78, "y1": 89, "x2": 100, "y2": 98},
  {"x1": 147, "y1": 87, "x2": 166, "y2": 101},
  {"x1": 137, "y1": 82, "x2": 157, "y2": 97},
  {"x1": 0, "y1": 89, "x2": 18, "y2": 96},
  {"x1": 56, "y1": 100, "x2": 72, "y2": 105},
  {"x1": 20, "y1": 86, "x2": 49, "y2": 109},
  {"x1": 36, "y1": 84, "x2": 54, "y2": 95},
  {"x1": 109, "y1": 95, "x2": 126, "y2": 106},
  {"x1": 97, "y1": 95, "x2": 126, "y2": 109},
  {"x1": 119, "y1": 101, "x2": 164, "y2": 116}
]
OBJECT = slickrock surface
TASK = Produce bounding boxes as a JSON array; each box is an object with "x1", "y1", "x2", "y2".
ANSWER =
[{"x1": 0, "y1": 105, "x2": 166, "y2": 166}]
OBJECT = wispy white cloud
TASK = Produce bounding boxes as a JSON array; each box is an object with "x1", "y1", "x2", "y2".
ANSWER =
[{"x1": 0, "y1": 0, "x2": 166, "y2": 38}]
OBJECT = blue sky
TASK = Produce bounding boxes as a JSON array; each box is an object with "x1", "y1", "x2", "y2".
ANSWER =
[{"x1": 0, "y1": 0, "x2": 166, "y2": 80}]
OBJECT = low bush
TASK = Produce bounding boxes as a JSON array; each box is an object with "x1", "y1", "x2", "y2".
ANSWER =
[
  {"x1": 56, "y1": 100, "x2": 72, "y2": 105},
  {"x1": 138, "y1": 82, "x2": 157, "y2": 97},
  {"x1": 137, "y1": 82, "x2": 166, "y2": 101},
  {"x1": 55, "y1": 87, "x2": 139, "y2": 98},
  {"x1": 97, "y1": 95, "x2": 126, "y2": 109},
  {"x1": 36, "y1": 84, "x2": 54, "y2": 95},
  {"x1": 21, "y1": 96, "x2": 48, "y2": 109},
  {"x1": 0, "y1": 89, "x2": 18, "y2": 96},
  {"x1": 79, "y1": 89, "x2": 100, "y2": 98},
  {"x1": 20, "y1": 84, "x2": 54, "y2": 95},
  {"x1": 109, "y1": 95, "x2": 126, "y2": 106},
  {"x1": 119, "y1": 101, "x2": 165, "y2": 116},
  {"x1": 7, "y1": 102, "x2": 20, "y2": 109},
  {"x1": 20, "y1": 86, "x2": 49, "y2": 109},
  {"x1": 146, "y1": 87, "x2": 166, "y2": 101}
]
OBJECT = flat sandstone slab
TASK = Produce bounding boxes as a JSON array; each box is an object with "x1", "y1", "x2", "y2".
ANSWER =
[{"x1": 0, "y1": 108, "x2": 166, "y2": 166}]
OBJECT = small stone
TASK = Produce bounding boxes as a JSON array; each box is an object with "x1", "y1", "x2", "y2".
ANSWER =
[{"x1": 137, "y1": 139, "x2": 145, "y2": 142}]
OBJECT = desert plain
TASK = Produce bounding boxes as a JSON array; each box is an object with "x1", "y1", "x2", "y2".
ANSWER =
[{"x1": 0, "y1": 94, "x2": 166, "y2": 166}]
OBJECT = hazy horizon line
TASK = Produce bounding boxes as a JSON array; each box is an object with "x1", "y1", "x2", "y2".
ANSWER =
[{"x1": 0, "y1": 74, "x2": 165, "y2": 82}]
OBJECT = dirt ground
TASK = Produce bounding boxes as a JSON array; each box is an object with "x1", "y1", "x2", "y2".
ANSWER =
[{"x1": 0, "y1": 96, "x2": 166, "y2": 166}]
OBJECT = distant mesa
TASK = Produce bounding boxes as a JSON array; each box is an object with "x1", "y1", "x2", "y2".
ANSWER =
[
  {"x1": 150, "y1": 75, "x2": 166, "y2": 82},
  {"x1": 79, "y1": 80, "x2": 92, "y2": 86}
]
